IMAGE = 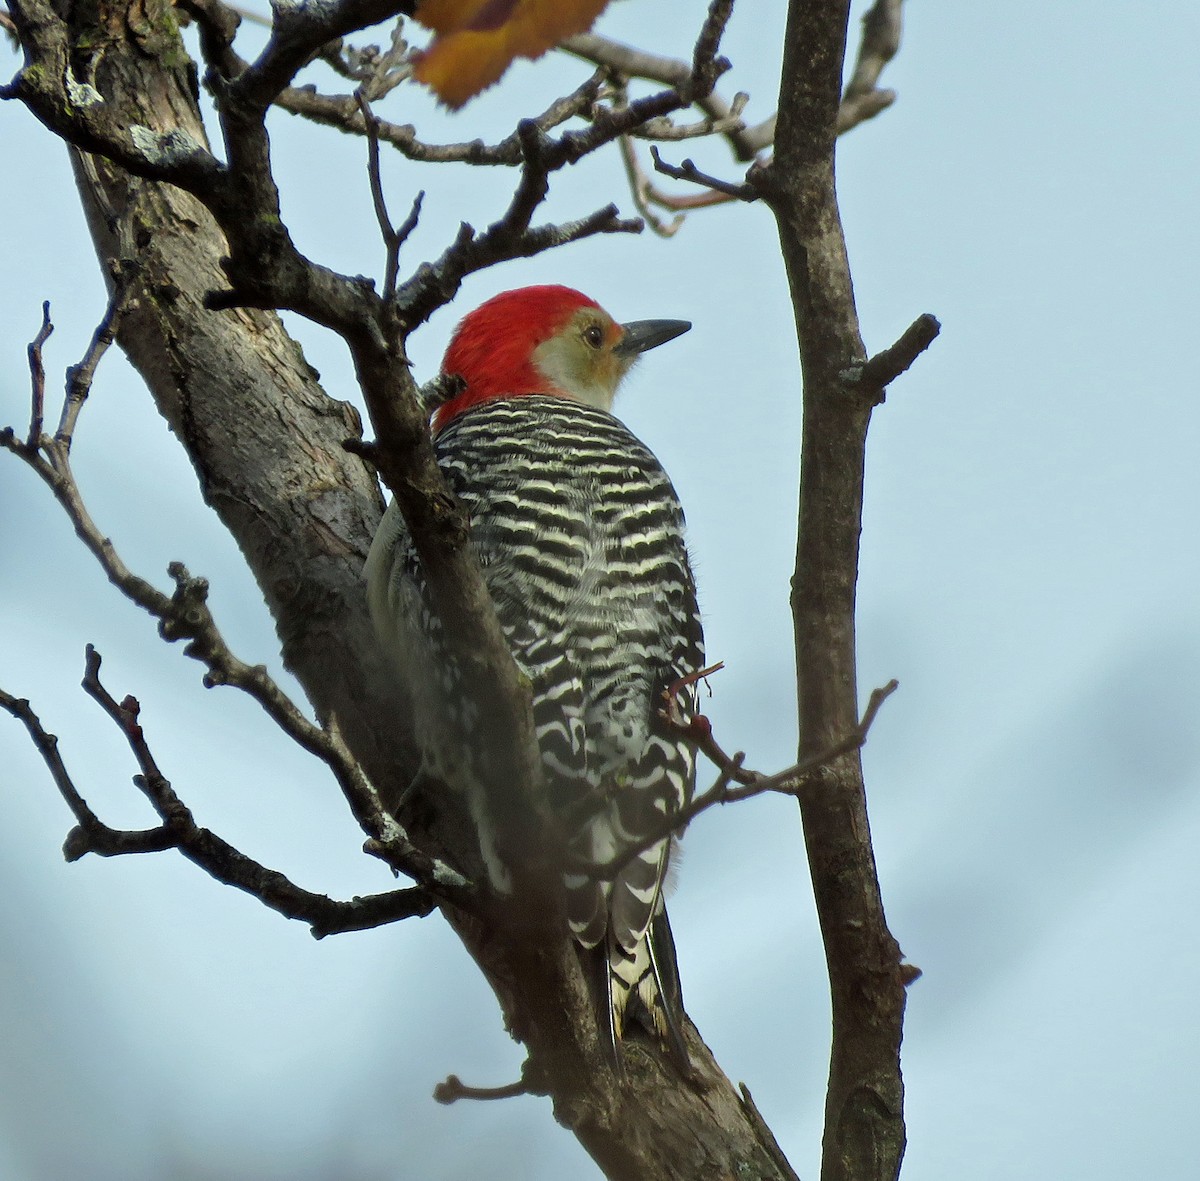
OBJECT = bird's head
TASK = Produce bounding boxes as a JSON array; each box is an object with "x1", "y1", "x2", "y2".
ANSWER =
[{"x1": 430, "y1": 285, "x2": 690, "y2": 433}]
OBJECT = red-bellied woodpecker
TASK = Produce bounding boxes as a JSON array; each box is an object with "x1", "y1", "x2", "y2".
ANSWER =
[{"x1": 365, "y1": 285, "x2": 703, "y2": 1065}]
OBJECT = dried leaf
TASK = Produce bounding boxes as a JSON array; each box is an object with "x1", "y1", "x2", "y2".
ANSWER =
[{"x1": 413, "y1": 0, "x2": 611, "y2": 108}]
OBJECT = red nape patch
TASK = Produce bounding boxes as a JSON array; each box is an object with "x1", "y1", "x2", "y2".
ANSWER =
[{"x1": 431, "y1": 285, "x2": 602, "y2": 433}]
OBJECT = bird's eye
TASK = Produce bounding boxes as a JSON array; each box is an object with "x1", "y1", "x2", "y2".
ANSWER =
[{"x1": 583, "y1": 324, "x2": 604, "y2": 349}]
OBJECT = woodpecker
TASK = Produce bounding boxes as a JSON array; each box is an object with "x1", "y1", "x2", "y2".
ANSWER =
[{"x1": 365, "y1": 285, "x2": 704, "y2": 1065}]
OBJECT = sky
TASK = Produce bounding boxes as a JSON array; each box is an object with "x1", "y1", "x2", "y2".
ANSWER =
[{"x1": 2, "y1": 2, "x2": 1199, "y2": 1178}]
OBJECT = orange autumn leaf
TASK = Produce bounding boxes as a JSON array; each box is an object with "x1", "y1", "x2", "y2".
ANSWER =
[{"x1": 413, "y1": 0, "x2": 611, "y2": 108}]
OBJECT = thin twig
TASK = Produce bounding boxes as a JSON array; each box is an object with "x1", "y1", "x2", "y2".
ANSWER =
[
  {"x1": 585, "y1": 680, "x2": 900, "y2": 883},
  {"x1": 278, "y1": 67, "x2": 608, "y2": 165},
  {"x1": 619, "y1": 134, "x2": 685, "y2": 238},
  {"x1": 650, "y1": 146, "x2": 758, "y2": 202},
  {"x1": 353, "y1": 20, "x2": 413, "y2": 100},
  {"x1": 0, "y1": 650, "x2": 438, "y2": 936},
  {"x1": 393, "y1": 189, "x2": 423, "y2": 250},
  {"x1": 563, "y1": 31, "x2": 774, "y2": 163},
  {"x1": 632, "y1": 96, "x2": 748, "y2": 142},
  {"x1": 355, "y1": 89, "x2": 407, "y2": 303},
  {"x1": 838, "y1": 0, "x2": 903, "y2": 135},
  {"x1": 690, "y1": 0, "x2": 736, "y2": 97},
  {"x1": 611, "y1": 84, "x2": 751, "y2": 232},
  {"x1": 395, "y1": 200, "x2": 642, "y2": 331},
  {"x1": 620, "y1": 134, "x2": 746, "y2": 236},
  {"x1": 566, "y1": 0, "x2": 904, "y2": 189},
  {"x1": 156, "y1": 566, "x2": 470, "y2": 896},
  {"x1": 58, "y1": 261, "x2": 139, "y2": 448},
  {"x1": 26, "y1": 301, "x2": 52, "y2": 448},
  {"x1": 3, "y1": 302, "x2": 469, "y2": 898},
  {"x1": 0, "y1": 682, "x2": 172, "y2": 858},
  {"x1": 215, "y1": 1, "x2": 413, "y2": 92}
]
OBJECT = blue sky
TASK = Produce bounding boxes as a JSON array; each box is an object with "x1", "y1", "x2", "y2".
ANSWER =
[{"x1": 2, "y1": 2, "x2": 1199, "y2": 1178}]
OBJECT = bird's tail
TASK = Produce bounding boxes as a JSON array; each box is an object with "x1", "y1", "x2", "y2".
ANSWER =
[{"x1": 603, "y1": 902, "x2": 690, "y2": 1072}]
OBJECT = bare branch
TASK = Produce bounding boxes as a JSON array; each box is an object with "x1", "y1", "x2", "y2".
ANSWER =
[
  {"x1": 650, "y1": 146, "x2": 758, "y2": 203},
  {"x1": 843, "y1": 313, "x2": 941, "y2": 398},
  {"x1": 838, "y1": 0, "x2": 902, "y2": 135},
  {"x1": 690, "y1": 0, "x2": 736, "y2": 96},
  {"x1": 58, "y1": 262, "x2": 139, "y2": 447},
  {"x1": 0, "y1": 657, "x2": 438, "y2": 937},
  {"x1": 25, "y1": 301, "x2": 52, "y2": 448},
  {"x1": 563, "y1": 28, "x2": 771, "y2": 162},
  {"x1": 224, "y1": 0, "x2": 416, "y2": 115},
  {"x1": 0, "y1": 681, "x2": 171, "y2": 857},
  {"x1": 277, "y1": 68, "x2": 609, "y2": 165},
  {"x1": 3, "y1": 312, "x2": 469, "y2": 898},
  {"x1": 632, "y1": 93, "x2": 748, "y2": 142},
  {"x1": 355, "y1": 89, "x2": 418, "y2": 303},
  {"x1": 395, "y1": 196, "x2": 642, "y2": 331},
  {"x1": 618, "y1": 135, "x2": 685, "y2": 238}
]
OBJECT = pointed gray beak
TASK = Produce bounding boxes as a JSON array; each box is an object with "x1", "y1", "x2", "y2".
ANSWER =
[{"x1": 614, "y1": 318, "x2": 692, "y2": 358}]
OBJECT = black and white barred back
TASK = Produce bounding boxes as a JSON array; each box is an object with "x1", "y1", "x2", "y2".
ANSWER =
[{"x1": 368, "y1": 394, "x2": 704, "y2": 1050}]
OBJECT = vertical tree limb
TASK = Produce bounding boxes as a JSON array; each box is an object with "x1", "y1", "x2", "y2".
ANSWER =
[{"x1": 754, "y1": 2, "x2": 911, "y2": 1179}]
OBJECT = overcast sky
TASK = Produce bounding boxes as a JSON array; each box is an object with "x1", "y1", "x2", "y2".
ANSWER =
[{"x1": 3, "y1": 2, "x2": 1199, "y2": 1178}]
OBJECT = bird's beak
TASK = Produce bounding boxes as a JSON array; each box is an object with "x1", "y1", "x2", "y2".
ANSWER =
[{"x1": 614, "y1": 319, "x2": 692, "y2": 358}]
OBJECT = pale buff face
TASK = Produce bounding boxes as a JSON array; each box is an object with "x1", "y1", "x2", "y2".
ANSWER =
[{"x1": 530, "y1": 307, "x2": 635, "y2": 412}]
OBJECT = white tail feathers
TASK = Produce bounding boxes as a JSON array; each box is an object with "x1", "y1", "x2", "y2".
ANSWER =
[{"x1": 602, "y1": 903, "x2": 689, "y2": 1071}]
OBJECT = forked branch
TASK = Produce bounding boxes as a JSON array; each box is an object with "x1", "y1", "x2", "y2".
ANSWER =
[
  {"x1": 0, "y1": 650, "x2": 438, "y2": 938},
  {"x1": 581, "y1": 0, "x2": 906, "y2": 227},
  {"x1": 1, "y1": 300, "x2": 469, "y2": 900}
]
